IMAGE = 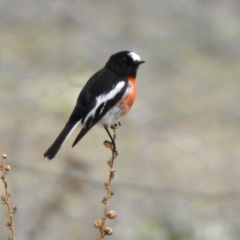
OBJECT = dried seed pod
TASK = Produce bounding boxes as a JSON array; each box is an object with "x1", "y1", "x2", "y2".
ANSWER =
[
  {"x1": 107, "y1": 210, "x2": 117, "y2": 219},
  {"x1": 93, "y1": 219, "x2": 103, "y2": 228},
  {"x1": 4, "y1": 165, "x2": 11, "y2": 172},
  {"x1": 102, "y1": 196, "x2": 107, "y2": 204},
  {"x1": 110, "y1": 168, "x2": 115, "y2": 178},
  {"x1": 2, "y1": 154, "x2": 7, "y2": 159},
  {"x1": 104, "y1": 226, "x2": 113, "y2": 235},
  {"x1": 1, "y1": 195, "x2": 6, "y2": 204},
  {"x1": 109, "y1": 190, "x2": 115, "y2": 196},
  {"x1": 6, "y1": 221, "x2": 12, "y2": 228},
  {"x1": 104, "y1": 141, "x2": 113, "y2": 149},
  {"x1": 12, "y1": 205, "x2": 17, "y2": 213}
]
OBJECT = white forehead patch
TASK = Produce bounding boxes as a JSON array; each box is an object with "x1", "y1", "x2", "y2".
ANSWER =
[{"x1": 128, "y1": 52, "x2": 141, "y2": 61}]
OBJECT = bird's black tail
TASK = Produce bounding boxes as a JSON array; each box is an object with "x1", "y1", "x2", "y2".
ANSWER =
[{"x1": 43, "y1": 122, "x2": 77, "y2": 160}]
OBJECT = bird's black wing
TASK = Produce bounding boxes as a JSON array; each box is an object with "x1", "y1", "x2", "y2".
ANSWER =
[{"x1": 72, "y1": 68, "x2": 128, "y2": 147}]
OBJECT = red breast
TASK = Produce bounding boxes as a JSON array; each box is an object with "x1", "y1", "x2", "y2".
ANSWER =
[{"x1": 118, "y1": 76, "x2": 137, "y2": 116}]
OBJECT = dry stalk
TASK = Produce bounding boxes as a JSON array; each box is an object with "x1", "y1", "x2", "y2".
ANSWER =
[
  {"x1": 94, "y1": 125, "x2": 118, "y2": 239},
  {"x1": 0, "y1": 154, "x2": 17, "y2": 240}
]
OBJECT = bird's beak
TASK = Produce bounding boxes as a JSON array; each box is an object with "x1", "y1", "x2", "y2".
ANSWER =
[{"x1": 135, "y1": 60, "x2": 145, "y2": 65}]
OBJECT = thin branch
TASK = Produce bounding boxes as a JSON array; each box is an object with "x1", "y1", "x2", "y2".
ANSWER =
[
  {"x1": 1, "y1": 154, "x2": 17, "y2": 240},
  {"x1": 94, "y1": 125, "x2": 118, "y2": 239}
]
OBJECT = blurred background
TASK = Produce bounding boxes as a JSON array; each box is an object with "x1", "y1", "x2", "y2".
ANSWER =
[{"x1": 1, "y1": 0, "x2": 240, "y2": 239}]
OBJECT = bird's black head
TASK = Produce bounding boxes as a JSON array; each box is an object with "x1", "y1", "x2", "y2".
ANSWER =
[{"x1": 105, "y1": 51, "x2": 145, "y2": 78}]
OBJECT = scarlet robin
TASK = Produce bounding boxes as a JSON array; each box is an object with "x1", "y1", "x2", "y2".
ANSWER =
[{"x1": 43, "y1": 51, "x2": 145, "y2": 159}]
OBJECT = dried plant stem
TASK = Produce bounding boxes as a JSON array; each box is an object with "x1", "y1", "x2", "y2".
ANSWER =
[
  {"x1": 94, "y1": 126, "x2": 118, "y2": 239},
  {"x1": 1, "y1": 154, "x2": 17, "y2": 240}
]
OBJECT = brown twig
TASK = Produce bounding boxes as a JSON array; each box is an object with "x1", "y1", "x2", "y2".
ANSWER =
[
  {"x1": 94, "y1": 125, "x2": 118, "y2": 239},
  {"x1": 1, "y1": 154, "x2": 17, "y2": 240}
]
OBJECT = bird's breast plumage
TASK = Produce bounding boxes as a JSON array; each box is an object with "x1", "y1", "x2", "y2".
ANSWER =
[
  {"x1": 117, "y1": 76, "x2": 137, "y2": 116},
  {"x1": 100, "y1": 77, "x2": 137, "y2": 127}
]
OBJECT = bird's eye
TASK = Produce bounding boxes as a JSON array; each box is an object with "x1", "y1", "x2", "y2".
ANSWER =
[{"x1": 122, "y1": 57, "x2": 127, "y2": 62}]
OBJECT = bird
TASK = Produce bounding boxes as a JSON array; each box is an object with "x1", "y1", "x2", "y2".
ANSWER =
[{"x1": 43, "y1": 51, "x2": 145, "y2": 160}]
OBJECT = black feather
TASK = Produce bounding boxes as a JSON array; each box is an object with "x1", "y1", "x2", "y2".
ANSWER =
[{"x1": 43, "y1": 123, "x2": 76, "y2": 160}]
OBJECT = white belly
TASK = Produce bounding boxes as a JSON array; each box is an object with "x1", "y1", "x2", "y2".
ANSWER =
[{"x1": 100, "y1": 105, "x2": 122, "y2": 127}]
